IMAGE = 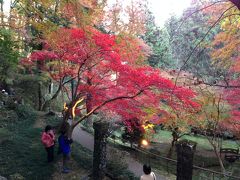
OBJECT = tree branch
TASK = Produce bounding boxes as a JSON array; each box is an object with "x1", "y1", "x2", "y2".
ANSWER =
[
  {"x1": 172, "y1": 5, "x2": 235, "y2": 94},
  {"x1": 172, "y1": 0, "x2": 228, "y2": 41},
  {"x1": 73, "y1": 90, "x2": 144, "y2": 128}
]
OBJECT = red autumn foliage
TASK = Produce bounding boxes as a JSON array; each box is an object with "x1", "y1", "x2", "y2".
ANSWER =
[
  {"x1": 203, "y1": 0, "x2": 240, "y2": 137},
  {"x1": 23, "y1": 27, "x2": 199, "y2": 125},
  {"x1": 223, "y1": 80, "x2": 240, "y2": 136}
]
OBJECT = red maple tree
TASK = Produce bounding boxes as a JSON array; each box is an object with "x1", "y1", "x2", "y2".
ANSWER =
[
  {"x1": 223, "y1": 82, "x2": 240, "y2": 137},
  {"x1": 23, "y1": 27, "x2": 199, "y2": 134}
]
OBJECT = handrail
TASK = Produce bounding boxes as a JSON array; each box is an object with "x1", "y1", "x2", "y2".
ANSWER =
[
  {"x1": 193, "y1": 165, "x2": 240, "y2": 179},
  {"x1": 132, "y1": 145, "x2": 177, "y2": 163},
  {"x1": 110, "y1": 135, "x2": 240, "y2": 179},
  {"x1": 220, "y1": 148, "x2": 239, "y2": 155}
]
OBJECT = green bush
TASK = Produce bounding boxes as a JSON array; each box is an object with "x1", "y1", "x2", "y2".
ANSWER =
[
  {"x1": 107, "y1": 160, "x2": 137, "y2": 180},
  {"x1": 15, "y1": 105, "x2": 36, "y2": 120},
  {"x1": 106, "y1": 148, "x2": 137, "y2": 179},
  {"x1": 0, "y1": 108, "x2": 18, "y2": 127},
  {"x1": 0, "y1": 28, "x2": 19, "y2": 83},
  {"x1": 0, "y1": 128, "x2": 11, "y2": 143}
]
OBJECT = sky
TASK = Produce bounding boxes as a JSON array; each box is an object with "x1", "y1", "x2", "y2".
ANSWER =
[
  {"x1": 149, "y1": 0, "x2": 191, "y2": 26},
  {"x1": 3, "y1": 0, "x2": 191, "y2": 27}
]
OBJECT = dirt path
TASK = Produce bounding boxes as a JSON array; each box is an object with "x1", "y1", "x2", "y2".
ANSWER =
[
  {"x1": 33, "y1": 111, "x2": 47, "y2": 128},
  {"x1": 72, "y1": 125, "x2": 168, "y2": 180}
]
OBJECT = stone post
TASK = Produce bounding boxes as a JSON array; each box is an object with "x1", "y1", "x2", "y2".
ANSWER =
[
  {"x1": 93, "y1": 121, "x2": 110, "y2": 180},
  {"x1": 176, "y1": 140, "x2": 197, "y2": 180}
]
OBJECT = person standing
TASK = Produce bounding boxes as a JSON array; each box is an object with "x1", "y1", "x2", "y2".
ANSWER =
[
  {"x1": 58, "y1": 128, "x2": 73, "y2": 173},
  {"x1": 140, "y1": 164, "x2": 156, "y2": 180},
  {"x1": 41, "y1": 125, "x2": 55, "y2": 162}
]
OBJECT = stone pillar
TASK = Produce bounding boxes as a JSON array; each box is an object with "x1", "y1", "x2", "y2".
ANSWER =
[
  {"x1": 93, "y1": 121, "x2": 110, "y2": 180},
  {"x1": 176, "y1": 140, "x2": 197, "y2": 180}
]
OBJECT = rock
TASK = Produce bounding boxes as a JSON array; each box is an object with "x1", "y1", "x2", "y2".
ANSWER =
[{"x1": 0, "y1": 175, "x2": 7, "y2": 180}]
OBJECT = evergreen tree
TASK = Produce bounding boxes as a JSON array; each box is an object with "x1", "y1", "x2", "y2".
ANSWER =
[{"x1": 142, "y1": 9, "x2": 174, "y2": 69}]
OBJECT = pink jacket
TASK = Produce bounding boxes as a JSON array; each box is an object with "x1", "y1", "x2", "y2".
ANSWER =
[{"x1": 41, "y1": 131, "x2": 55, "y2": 148}]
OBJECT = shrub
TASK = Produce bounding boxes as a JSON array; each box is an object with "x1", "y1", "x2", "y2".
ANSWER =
[
  {"x1": 0, "y1": 108, "x2": 18, "y2": 127},
  {"x1": 15, "y1": 105, "x2": 36, "y2": 120},
  {"x1": 107, "y1": 149, "x2": 137, "y2": 179}
]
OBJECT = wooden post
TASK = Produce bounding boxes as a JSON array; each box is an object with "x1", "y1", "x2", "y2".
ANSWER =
[
  {"x1": 93, "y1": 121, "x2": 109, "y2": 180},
  {"x1": 176, "y1": 140, "x2": 197, "y2": 180}
]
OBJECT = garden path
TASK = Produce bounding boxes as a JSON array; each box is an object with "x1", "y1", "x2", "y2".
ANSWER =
[{"x1": 72, "y1": 125, "x2": 168, "y2": 180}]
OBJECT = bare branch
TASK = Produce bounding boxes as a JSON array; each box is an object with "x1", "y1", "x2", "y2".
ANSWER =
[
  {"x1": 172, "y1": 5, "x2": 235, "y2": 94},
  {"x1": 172, "y1": 0, "x2": 228, "y2": 41}
]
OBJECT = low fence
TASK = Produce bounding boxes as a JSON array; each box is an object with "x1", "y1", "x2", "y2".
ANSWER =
[
  {"x1": 132, "y1": 145, "x2": 177, "y2": 176},
  {"x1": 80, "y1": 126, "x2": 240, "y2": 179},
  {"x1": 110, "y1": 135, "x2": 240, "y2": 180},
  {"x1": 192, "y1": 165, "x2": 240, "y2": 180}
]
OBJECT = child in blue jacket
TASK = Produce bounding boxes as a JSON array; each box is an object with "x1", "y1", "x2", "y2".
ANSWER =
[{"x1": 58, "y1": 131, "x2": 73, "y2": 173}]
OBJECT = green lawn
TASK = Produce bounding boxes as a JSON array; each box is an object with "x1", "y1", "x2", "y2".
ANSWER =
[
  {"x1": 0, "y1": 106, "x2": 55, "y2": 179},
  {"x1": 0, "y1": 106, "x2": 139, "y2": 180},
  {"x1": 153, "y1": 130, "x2": 239, "y2": 151}
]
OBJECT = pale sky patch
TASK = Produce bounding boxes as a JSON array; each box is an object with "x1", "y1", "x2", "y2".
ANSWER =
[
  {"x1": 3, "y1": 0, "x2": 10, "y2": 14},
  {"x1": 148, "y1": 0, "x2": 191, "y2": 26},
  {"x1": 3, "y1": 0, "x2": 191, "y2": 27}
]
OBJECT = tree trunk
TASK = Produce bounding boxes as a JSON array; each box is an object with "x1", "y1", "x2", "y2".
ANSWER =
[
  {"x1": 167, "y1": 132, "x2": 179, "y2": 158},
  {"x1": 92, "y1": 121, "x2": 109, "y2": 180},
  {"x1": 71, "y1": 80, "x2": 74, "y2": 100},
  {"x1": 1, "y1": 0, "x2": 4, "y2": 26},
  {"x1": 24, "y1": 0, "x2": 31, "y2": 52},
  {"x1": 41, "y1": 84, "x2": 62, "y2": 111},
  {"x1": 213, "y1": 145, "x2": 225, "y2": 173},
  {"x1": 38, "y1": 82, "x2": 42, "y2": 110}
]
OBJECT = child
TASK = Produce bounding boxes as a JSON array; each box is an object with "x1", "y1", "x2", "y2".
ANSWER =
[
  {"x1": 41, "y1": 125, "x2": 55, "y2": 162},
  {"x1": 140, "y1": 164, "x2": 156, "y2": 180},
  {"x1": 58, "y1": 129, "x2": 73, "y2": 173}
]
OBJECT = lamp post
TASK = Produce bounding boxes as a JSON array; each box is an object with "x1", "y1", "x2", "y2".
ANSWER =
[
  {"x1": 140, "y1": 139, "x2": 151, "y2": 170},
  {"x1": 141, "y1": 139, "x2": 149, "y2": 147}
]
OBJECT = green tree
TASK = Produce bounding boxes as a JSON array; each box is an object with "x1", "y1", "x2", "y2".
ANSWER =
[
  {"x1": 142, "y1": 9, "x2": 174, "y2": 69},
  {"x1": 0, "y1": 28, "x2": 19, "y2": 85},
  {"x1": 165, "y1": 2, "x2": 222, "y2": 81}
]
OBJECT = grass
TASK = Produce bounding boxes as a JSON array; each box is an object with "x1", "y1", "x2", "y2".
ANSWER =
[
  {"x1": 0, "y1": 105, "x2": 56, "y2": 179},
  {"x1": 0, "y1": 107, "x2": 139, "y2": 180},
  {"x1": 71, "y1": 143, "x2": 93, "y2": 170},
  {"x1": 153, "y1": 130, "x2": 239, "y2": 151}
]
